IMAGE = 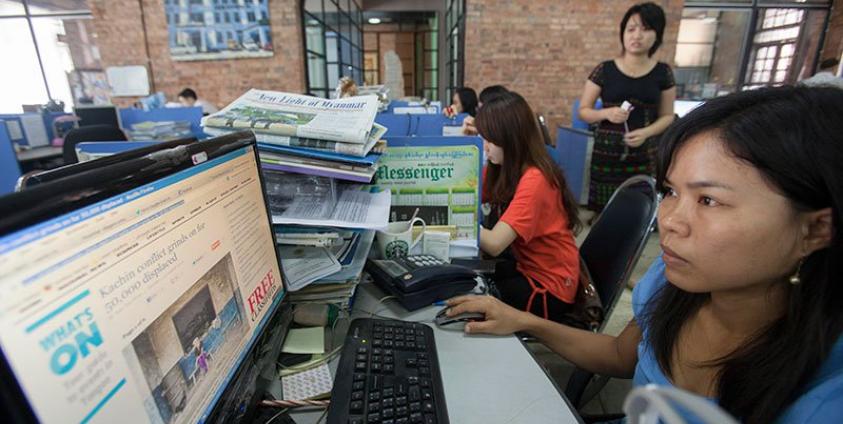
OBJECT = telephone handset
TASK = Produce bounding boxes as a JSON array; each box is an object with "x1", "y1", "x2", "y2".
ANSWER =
[{"x1": 366, "y1": 255, "x2": 478, "y2": 311}]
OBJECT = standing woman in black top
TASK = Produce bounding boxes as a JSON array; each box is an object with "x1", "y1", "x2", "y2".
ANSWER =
[{"x1": 578, "y1": 2, "x2": 676, "y2": 214}]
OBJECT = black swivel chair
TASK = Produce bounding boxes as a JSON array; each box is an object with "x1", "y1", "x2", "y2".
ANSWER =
[
  {"x1": 565, "y1": 175, "x2": 659, "y2": 414},
  {"x1": 62, "y1": 125, "x2": 127, "y2": 165},
  {"x1": 537, "y1": 114, "x2": 553, "y2": 146}
]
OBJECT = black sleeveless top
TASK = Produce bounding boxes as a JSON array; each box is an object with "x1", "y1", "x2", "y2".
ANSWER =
[{"x1": 588, "y1": 60, "x2": 675, "y2": 132}]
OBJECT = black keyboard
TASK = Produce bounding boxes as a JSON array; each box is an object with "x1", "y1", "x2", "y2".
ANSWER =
[{"x1": 326, "y1": 318, "x2": 449, "y2": 424}]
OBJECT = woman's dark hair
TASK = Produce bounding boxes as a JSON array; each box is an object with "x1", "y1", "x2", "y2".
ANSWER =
[
  {"x1": 454, "y1": 87, "x2": 478, "y2": 116},
  {"x1": 620, "y1": 2, "x2": 666, "y2": 57},
  {"x1": 646, "y1": 85, "x2": 843, "y2": 423},
  {"x1": 478, "y1": 85, "x2": 509, "y2": 106},
  {"x1": 476, "y1": 91, "x2": 582, "y2": 233}
]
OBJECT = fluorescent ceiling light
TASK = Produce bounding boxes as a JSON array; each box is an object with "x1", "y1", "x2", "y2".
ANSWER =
[{"x1": 368, "y1": 17, "x2": 382, "y2": 24}]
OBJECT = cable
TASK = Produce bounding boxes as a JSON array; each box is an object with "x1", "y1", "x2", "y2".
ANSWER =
[
  {"x1": 262, "y1": 399, "x2": 330, "y2": 408},
  {"x1": 264, "y1": 408, "x2": 289, "y2": 424},
  {"x1": 370, "y1": 295, "x2": 397, "y2": 318},
  {"x1": 315, "y1": 407, "x2": 329, "y2": 424}
]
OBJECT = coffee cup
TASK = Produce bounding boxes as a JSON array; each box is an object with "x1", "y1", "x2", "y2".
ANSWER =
[{"x1": 376, "y1": 218, "x2": 426, "y2": 259}]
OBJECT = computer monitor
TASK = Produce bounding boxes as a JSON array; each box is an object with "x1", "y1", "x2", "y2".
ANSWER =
[
  {"x1": 0, "y1": 133, "x2": 287, "y2": 424},
  {"x1": 74, "y1": 105, "x2": 121, "y2": 128}
]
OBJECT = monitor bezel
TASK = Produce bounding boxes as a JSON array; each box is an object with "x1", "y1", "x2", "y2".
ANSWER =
[
  {"x1": 73, "y1": 104, "x2": 122, "y2": 128},
  {"x1": 0, "y1": 131, "x2": 288, "y2": 424}
]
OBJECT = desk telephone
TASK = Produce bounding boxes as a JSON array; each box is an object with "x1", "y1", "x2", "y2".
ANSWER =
[{"x1": 365, "y1": 255, "x2": 478, "y2": 311}]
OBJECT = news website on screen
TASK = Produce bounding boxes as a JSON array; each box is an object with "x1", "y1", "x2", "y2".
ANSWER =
[{"x1": 0, "y1": 146, "x2": 285, "y2": 424}]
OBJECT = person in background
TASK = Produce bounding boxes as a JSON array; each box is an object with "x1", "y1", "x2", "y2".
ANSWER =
[
  {"x1": 444, "y1": 87, "x2": 478, "y2": 118},
  {"x1": 447, "y1": 86, "x2": 843, "y2": 423},
  {"x1": 800, "y1": 58, "x2": 843, "y2": 89},
  {"x1": 476, "y1": 91, "x2": 584, "y2": 324},
  {"x1": 578, "y1": 2, "x2": 675, "y2": 218},
  {"x1": 463, "y1": 85, "x2": 509, "y2": 135},
  {"x1": 178, "y1": 88, "x2": 219, "y2": 115},
  {"x1": 337, "y1": 76, "x2": 359, "y2": 98}
]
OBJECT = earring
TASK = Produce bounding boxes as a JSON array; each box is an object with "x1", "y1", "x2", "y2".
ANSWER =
[{"x1": 789, "y1": 259, "x2": 804, "y2": 285}]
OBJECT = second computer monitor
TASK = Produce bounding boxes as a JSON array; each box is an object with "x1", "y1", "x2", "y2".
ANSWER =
[{"x1": 74, "y1": 105, "x2": 121, "y2": 128}]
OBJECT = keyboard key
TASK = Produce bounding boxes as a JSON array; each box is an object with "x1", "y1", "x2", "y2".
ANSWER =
[
  {"x1": 396, "y1": 395, "x2": 408, "y2": 406},
  {"x1": 410, "y1": 401, "x2": 421, "y2": 412},
  {"x1": 384, "y1": 364, "x2": 395, "y2": 373},
  {"x1": 410, "y1": 412, "x2": 423, "y2": 423},
  {"x1": 382, "y1": 408, "x2": 395, "y2": 419},
  {"x1": 422, "y1": 401, "x2": 435, "y2": 413},
  {"x1": 422, "y1": 390, "x2": 432, "y2": 401},
  {"x1": 407, "y1": 376, "x2": 419, "y2": 385},
  {"x1": 358, "y1": 347, "x2": 369, "y2": 354},
  {"x1": 405, "y1": 359, "x2": 417, "y2": 368},
  {"x1": 396, "y1": 406, "x2": 408, "y2": 416},
  {"x1": 367, "y1": 413, "x2": 380, "y2": 423},
  {"x1": 424, "y1": 414, "x2": 436, "y2": 424},
  {"x1": 409, "y1": 387, "x2": 421, "y2": 402},
  {"x1": 396, "y1": 418, "x2": 408, "y2": 424},
  {"x1": 356, "y1": 354, "x2": 367, "y2": 362},
  {"x1": 419, "y1": 367, "x2": 430, "y2": 377},
  {"x1": 382, "y1": 397, "x2": 394, "y2": 408},
  {"x1": 369, "y1": 401, "x2": 381, "y2": 412},
  {"x1": 382, "y1": 420, "x2": 394, "y2": 424},
  {"x1": 354, "y1": 373, "x2": 367, "y2": 382},
  {"x1": 369, "y1": 391, "x2": 381, "y2": 402},
  {"x1": 351, "y1": 391, "x2": 364, "y2": 401},
  {"x1": 350, "y1": 400, "x2": 364, "y2": 413},
  {"x1": 353, "y1": 381, "x2": 365, "y2": 391},
  {"x1": 356, "y1": 361, "x2": 367, "y2": 370},
  {"x1": 350, "y1": 419, "x2": 364, "y2": 424}
]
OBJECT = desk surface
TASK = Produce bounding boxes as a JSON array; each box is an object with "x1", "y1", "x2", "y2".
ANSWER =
[
  {"x1": 290, "y1": 283, "x2": 582, "y2": 424},
  {"x1": 16, "y1": 146, "x2": 62, "y2": 162}
]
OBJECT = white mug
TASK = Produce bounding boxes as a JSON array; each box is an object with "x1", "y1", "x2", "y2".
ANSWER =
[{"x1": 376, "y1": 218, "x2": 426, "y2": 259}]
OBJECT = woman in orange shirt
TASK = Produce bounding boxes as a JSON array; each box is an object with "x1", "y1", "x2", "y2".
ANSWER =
[{"x1": 477, "y1": 91, "x2": 583, "y2": 324}]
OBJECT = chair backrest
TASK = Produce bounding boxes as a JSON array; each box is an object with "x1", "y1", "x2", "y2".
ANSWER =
[
  {"x1": 564, "y1": 176, "x2": 658, "y2": 409},
  {"x1": 62, "y1": 125, "x2": 127, "y2": 164},
  {"x1": 537, "y1": 114, "x2": 553, "y2": 146},
  {"x1": 571, "y1": 98, "x2": 602, "y2": 131},
  {"x1": 580, "y1": 175, "x2": 658, "y2": 327}
]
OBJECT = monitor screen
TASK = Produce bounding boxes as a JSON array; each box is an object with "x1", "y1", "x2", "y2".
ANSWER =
[
  {"x1": 0, "y1": 144, "x2": 285, "y2": 424},
  {"x1": 75, "y1": 105, "x2": 121, "y2": 128}
]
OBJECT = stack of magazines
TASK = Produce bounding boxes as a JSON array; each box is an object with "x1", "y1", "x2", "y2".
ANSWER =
[{"x1": 201, "y1": 89, "x2": 388, "y2": 183}]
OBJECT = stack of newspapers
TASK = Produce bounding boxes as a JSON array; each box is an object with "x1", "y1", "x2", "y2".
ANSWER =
[
  {"x1": 201, "y1": 89, "x2": 388, "y2": 183},
  {"x1": 202, "y1": 90, "x2": 391, "y2": 308}
]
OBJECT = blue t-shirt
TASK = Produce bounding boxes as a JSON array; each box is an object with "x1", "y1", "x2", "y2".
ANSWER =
[{"x1": 632, "y1": 257, "x2": 843, "y2": 423}]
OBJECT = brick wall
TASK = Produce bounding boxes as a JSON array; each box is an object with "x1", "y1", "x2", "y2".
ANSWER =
[
  {"x1": 88, "y1": 0, "x2": 305, "y2": 109},
  {"x1": 821, "y1": 0, "x2": 843, "y2": 68},
  {"x1": 463, "y1": 0, "x2": 684, "y2": 134}
]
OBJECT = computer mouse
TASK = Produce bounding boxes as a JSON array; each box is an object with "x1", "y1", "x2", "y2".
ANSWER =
[{"x1": 434, "y1": 306, "x2": 485, "y2": 328}]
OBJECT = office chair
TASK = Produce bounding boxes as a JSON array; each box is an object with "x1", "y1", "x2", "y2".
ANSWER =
[
  {"x1": 537, "y1": 114, "x2": 553, "y2": 146},
  {"x1": 624, "y1": 384, "x2": 739, "y2": 424},
  {"x1": 565, "y1": 175, "x2": 659, "y2": 412},
  {"x1": 62, "y1": 124, "x2": 127, "y2": 165}
]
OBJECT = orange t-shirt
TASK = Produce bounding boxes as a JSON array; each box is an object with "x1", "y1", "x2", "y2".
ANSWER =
[{"x1": 486, "y1": 167, "x2": 580, "y2": 303}]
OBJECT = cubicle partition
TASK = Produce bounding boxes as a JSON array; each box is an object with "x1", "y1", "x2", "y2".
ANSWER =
[
  {"x1": 0, "y1": 122, "x2": 21, "y2": 194},
  {"x1": 549, "y1": 126, "x2": 592, "y2": 205},
  {"x1": 376, "y1": 113, "x2": 466, "y2": 137}
]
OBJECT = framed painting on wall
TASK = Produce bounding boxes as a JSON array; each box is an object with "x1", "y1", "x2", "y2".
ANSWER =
[{"x1": 165, "y1": 1, "x2": 274, "y2": 61}]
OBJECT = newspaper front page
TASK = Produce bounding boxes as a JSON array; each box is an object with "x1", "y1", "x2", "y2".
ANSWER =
[{"x1": 202, "y1": 89, "x2": 379, "y2": 144}]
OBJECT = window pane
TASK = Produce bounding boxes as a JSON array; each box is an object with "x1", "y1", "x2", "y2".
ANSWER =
[
  {"x1": 0, "y1": 0, "x2": 24, "y2": 16},
  {"x1": 26, "y1": 0, "x2": 89, "y2": 15},
  {"x1": 674, "y1": 9, "x2": 750, "y2": 100},
  {"x1": 0, "y1": 18, "x2": 48, "y2": 113},
  {"x1": 305, "y1": 16, "x2": 324, "y2": 55},
  {"x1": 324, "y1": 0, "x2": 338, "y2": 32},
  {"x1": 326, "y1": 32, "x2": 338, "y2": 62},
  {"x1": 327, "y1": 63, "x2": 339, "y2": 90},
  {"x1": 308, "y1": 53, "x2": 326, "y2": 89},
  {"x1": 304, "y1": 0, "x2": 322, "y2": 21},
  {"x1": 32, "y1": 16, "x2": 108, "y2": 108}
]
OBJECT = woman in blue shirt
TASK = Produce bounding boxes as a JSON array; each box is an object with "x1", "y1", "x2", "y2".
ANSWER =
[{"x1": 446, "y1": 85, "x2": 843, "y2": 423}]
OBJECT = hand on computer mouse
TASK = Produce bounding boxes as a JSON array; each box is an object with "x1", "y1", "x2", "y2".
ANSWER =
[{"x1": 445, "y1": 295, "x2": 533, "y2": 335}]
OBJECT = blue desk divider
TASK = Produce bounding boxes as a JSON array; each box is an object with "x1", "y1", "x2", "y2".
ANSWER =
[
  {"x1": 119, "y1": 106, "x2": 206, "y2": 138},
  {"x1": 0, "y1": 122, "x2": 21, "y2": 194},
  {"x1": 376, "y1": 113, "x2": 467, "y2": 137},
  {"x1": 375, "y1": 114, "x2": 411, "y2": 137},
  {"x1": 550, "y1": 126, "x2": 592, "y2": 204}
]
